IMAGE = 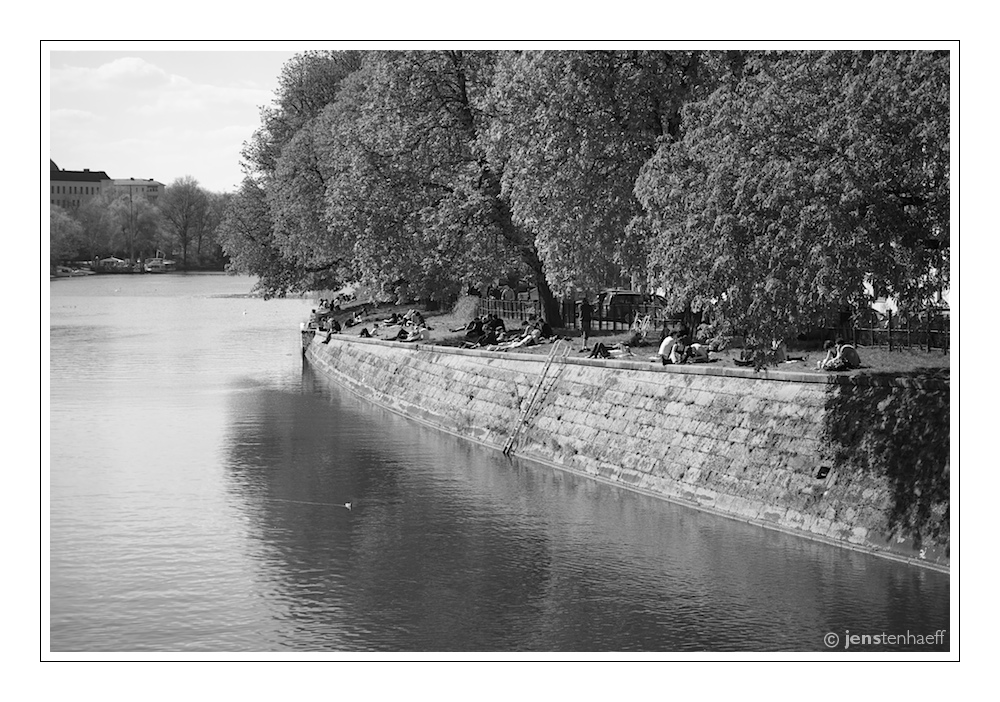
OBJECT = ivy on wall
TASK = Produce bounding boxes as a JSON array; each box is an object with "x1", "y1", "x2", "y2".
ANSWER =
[{"x1": 822, "y1": 370, "x2": 950, "y2": 549}]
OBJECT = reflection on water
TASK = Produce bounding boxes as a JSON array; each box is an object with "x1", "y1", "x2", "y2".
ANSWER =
[{"x1": 49, "y1": 273, "x2": 949, "y2": 653}]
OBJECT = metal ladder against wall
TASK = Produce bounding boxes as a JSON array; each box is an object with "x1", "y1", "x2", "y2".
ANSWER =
[{"x1": 503, "y1": 339, "x2": 570, "y2": 456}]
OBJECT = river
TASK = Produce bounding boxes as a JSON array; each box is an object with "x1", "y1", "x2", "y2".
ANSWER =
[{"x1": 47, "y1": 272, "x2": 950, "y2": 654}]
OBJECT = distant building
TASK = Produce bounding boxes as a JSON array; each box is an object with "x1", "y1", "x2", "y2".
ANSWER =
[
  {"x1": 50, "y1": 160, "x2": 165, "y2": 208},
  {"x1": 50, "y1": 160, "x2": 111, "y2": 208},
  {"x1": 109, "y1": 177, "x2": 165, "y2": 202}
]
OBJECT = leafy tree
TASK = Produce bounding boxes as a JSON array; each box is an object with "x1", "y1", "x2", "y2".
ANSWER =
[
  {"x1": 159, "y1": 176, "x2": 210, "y2": 268},
  {"x1": 74, "y1": 189, "x2": 131, "y2": 259},
  {"x1": 319, "y1": 50, "x2": 563, "y2": 319},
  {"x1": 217, "y1": 178, "x2": 309, "y2": 297},
  {"x1": 223, "y1": 51, "x2": 364, "y2": 294},
  {"x1": 635, "y1": 50, "x2": 950, "y2": 350},
  {"x1": 242, "y1": 50, "x2": 364, "y2": 179},
  {"x1": 267, "y1": 115, "x2": 351, "y2": 279},
  {"x1": 50, "y1": 205, "x2": 84, "y2": 266},
  {"x1": 198, "y1": 191, "x2": 232, "y2": 269},
  {"x1": 488, "y1": 50, "x2": 704, "y2": 298}
]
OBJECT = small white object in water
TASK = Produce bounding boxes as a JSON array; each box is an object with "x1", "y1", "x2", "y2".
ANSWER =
[{"x1": 344, "y1": 502, "x2": 352, "y2": 510}]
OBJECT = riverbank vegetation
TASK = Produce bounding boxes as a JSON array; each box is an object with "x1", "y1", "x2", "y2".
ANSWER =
[
  {"x1": 219, "y1": 50, "x2": 950, "y2": 360},
  {"x1": 50, "y1": 176, "x2": 232, "y2": 272}
]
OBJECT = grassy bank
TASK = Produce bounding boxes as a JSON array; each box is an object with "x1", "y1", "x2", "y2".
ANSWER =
[{"x1": 321, "y1": 296, "x2": 950, "y2": 378}]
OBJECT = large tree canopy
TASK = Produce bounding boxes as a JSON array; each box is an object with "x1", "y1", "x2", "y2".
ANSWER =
[
  {"x1": 319, "y1": 51, "x2": 536, "y2": 307},
  {"x1": 219, "y1": 49, "x2": 949, "y2": 343},
  {"x1": 488, "y1": 50, "x2": 703, "y2": 297},
  {"x1": 634, "y1": 50, "x2": 949, "y2": 346}
]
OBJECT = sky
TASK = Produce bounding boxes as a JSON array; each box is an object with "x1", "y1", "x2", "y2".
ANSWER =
[{"x1": 48, "y1": 45, "x2": 300, "y2": 193}]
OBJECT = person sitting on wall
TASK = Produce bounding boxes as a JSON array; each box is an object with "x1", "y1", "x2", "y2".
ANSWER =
[
  {"x1": 656, "y1": 333, "x2": 677, "y2": 365},
  {"x1": 684, "y1": 342, "x2": 711, "y2": 363},
  {"x1": 672, "y1": 335, "x2": 690, "y2": 364},
  {"x1": 359, "y1": 327, "x2": 372, "y2": 338},
  {"x1": 321, "y1": 318, "x2": 342, "y2": 344},
  {"x1": 818, "y1": 338, "x2": 861, "y2": 371}
]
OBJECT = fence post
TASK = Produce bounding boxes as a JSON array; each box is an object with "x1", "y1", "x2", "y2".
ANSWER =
[{"x1": 888, "y1": 310, "x2": 893, "y2": 352}]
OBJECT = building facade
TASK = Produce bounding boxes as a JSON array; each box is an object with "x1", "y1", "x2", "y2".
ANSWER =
[
  {"x1": 109, "y1": 177, "x2": 165, "y2": 202},
  {"x1": 50, "y1": 160, "x2": 165, "y2": 208},
  {"x1": 50, "y1": 160, "x2": 111, "y2": 208}
]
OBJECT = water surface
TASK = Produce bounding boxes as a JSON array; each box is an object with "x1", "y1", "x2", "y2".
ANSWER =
[{"x1": 48, "y1": 273, "x2": 950, "y2": 653}]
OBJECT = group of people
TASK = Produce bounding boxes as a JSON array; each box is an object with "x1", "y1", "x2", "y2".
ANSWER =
[
  {"x1": 654, "y1": 330, "x2": 711, "y2": 365},
  {"x1": 369, "y1": 309, "x2": 430, "y2": 343},
  {"x1": 452, "y1": 313, "x2": 508, "y2": 348},
  {"x1": 452, "y1": 315, "x2": 556, "y2": 352},
  {"x1": 313, "y1": 299, "x2": 863, "y2": 373}
]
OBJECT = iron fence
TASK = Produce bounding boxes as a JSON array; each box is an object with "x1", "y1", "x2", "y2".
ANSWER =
[
  {"x1": 476, "y1": 299, "x2": 542, "y2": 324},
  {"x1": 479, "y1": 297, "x2": 948, "y2": 350}
]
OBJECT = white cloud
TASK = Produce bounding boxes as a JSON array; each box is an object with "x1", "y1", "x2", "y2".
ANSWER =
[
  {"x1": 52, "y1": 57, "x2": 171, "y2": 93},
  {"x1": 49, "y1": 51, "x2": 292, "y2": 193},
  {"x1": 129, "y1": 82, "x2": 271, "y2": 118}
]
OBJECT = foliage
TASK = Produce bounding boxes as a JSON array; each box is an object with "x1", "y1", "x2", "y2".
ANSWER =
[
  {"x1": 241, "y1": 50, "x2": 364, "y2": 179},
  {"x1": 50, "y1": 205, "x2": 84, "y2": 265},
  {"x1": 227, "y1": 51, "x2": 364, "y2": 294},
  {"x1": 216, "y1": 178, "x2": 307, "y2": 297},
  {"x1": 488, "y1": 50, "x2": 702, "y2": 297},
  {"x1": 318, "y1": 51, "x2": 542, "y2": 307},
  {"x1": 219, "y1": 49, "x2": 950, "y2": 339},
  {"x1": 70, "y1": 188, "x2": 162, "y2": 260},
  {"x1": 635, "y1": 50, "x2": 950, "y2": 351},
  {"x1": 159, "y1": 176, "x2": 211, "y2": 267},
  {"x1": 822, "y1": 374, "x2": 950, "y2": 547}
]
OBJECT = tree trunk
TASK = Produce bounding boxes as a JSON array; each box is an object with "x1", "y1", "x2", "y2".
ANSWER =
[
  {"x1": 479, "y1": 165, "x2": 562, "y2": 326},
  {"x1": 533, "y1": 268, "x2": 561, "y2": 326}
]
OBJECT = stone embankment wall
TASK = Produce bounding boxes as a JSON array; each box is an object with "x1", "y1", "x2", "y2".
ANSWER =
[{"x1": 305, "y1": 334, "x2": 949, "y2": 571}]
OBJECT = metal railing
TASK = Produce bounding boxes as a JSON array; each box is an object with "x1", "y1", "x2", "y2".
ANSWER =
[
  {"x1": 476, "y1": 299, "x2": 542, "y2": 323},
  {"x1": 559, "y1": 301, "x2": 672, "y2": 333}
]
